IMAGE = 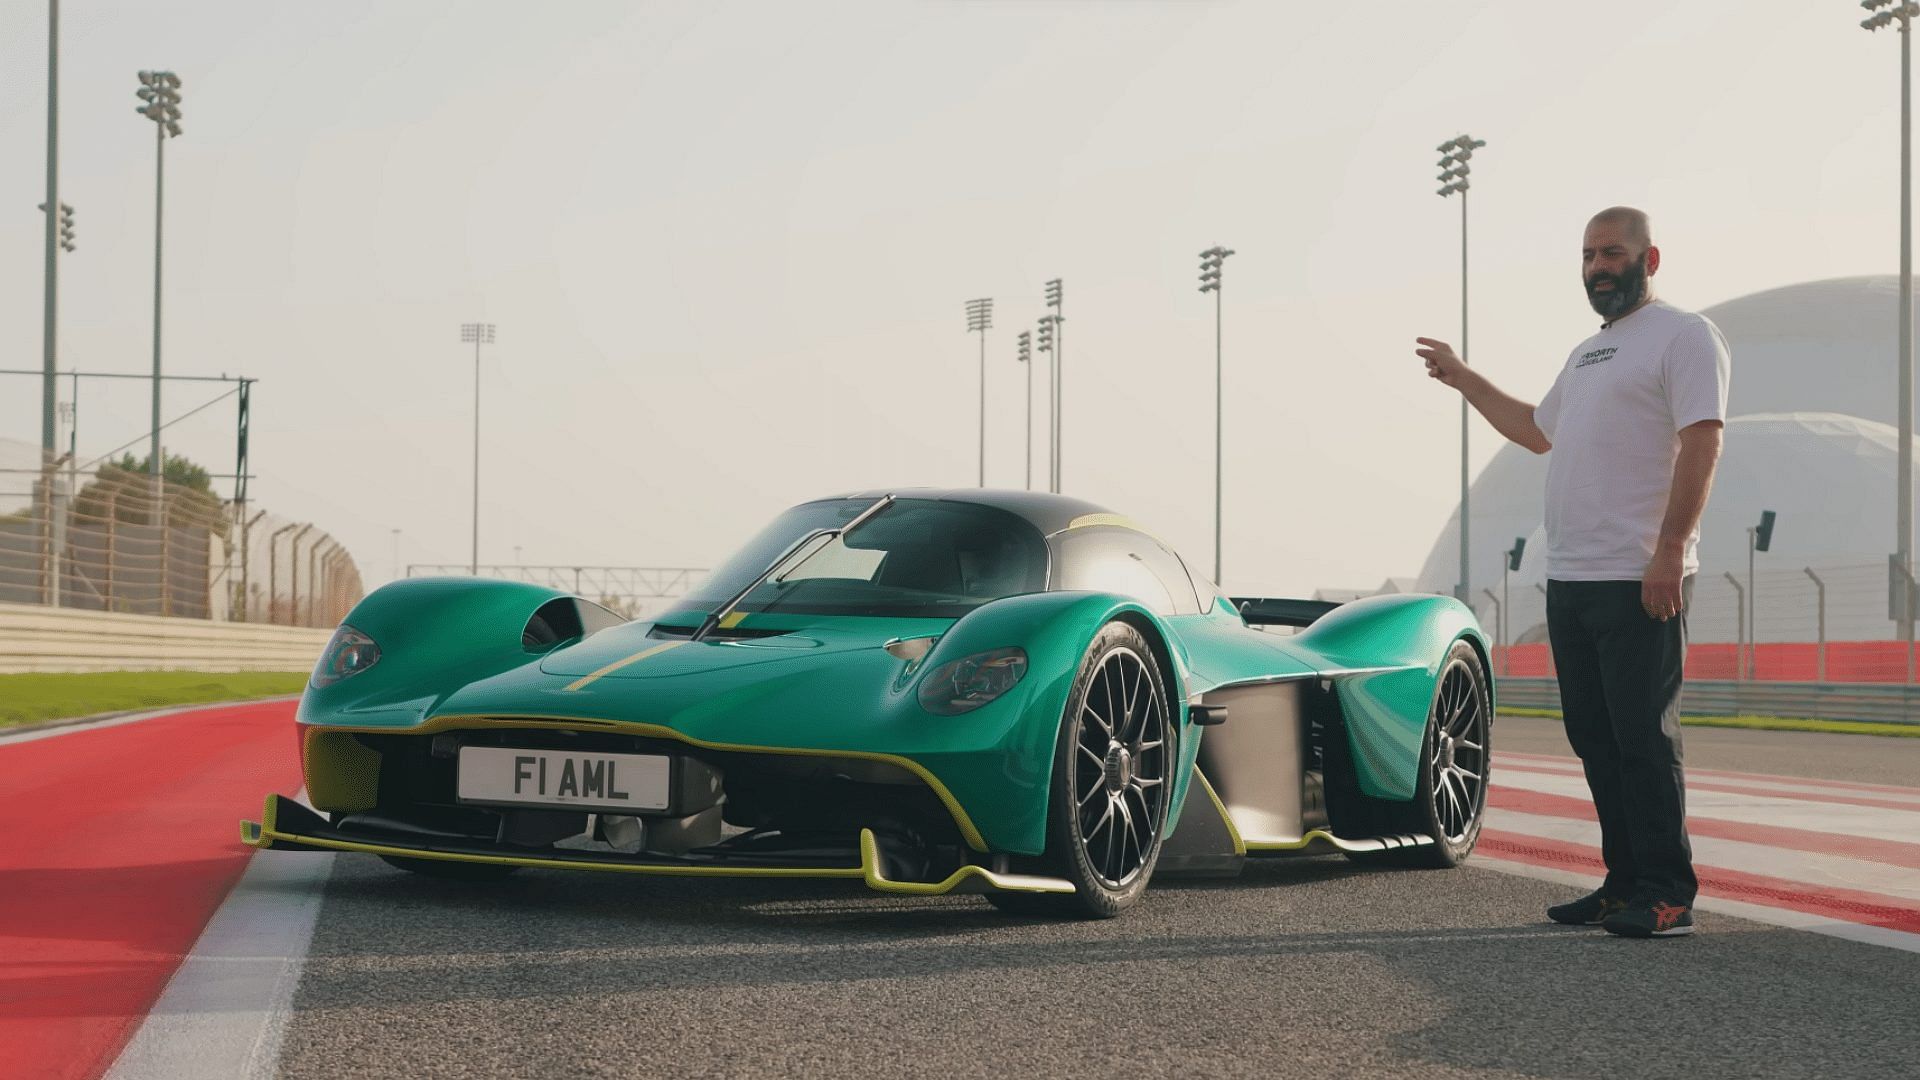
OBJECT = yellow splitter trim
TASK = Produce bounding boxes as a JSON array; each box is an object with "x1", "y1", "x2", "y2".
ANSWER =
[
  {"x1": 304, "y1": 713, "x2": 992, "y2": 851},
  {"x1": 240, "y1": 795, "x2": 1073, "y2": 896}
]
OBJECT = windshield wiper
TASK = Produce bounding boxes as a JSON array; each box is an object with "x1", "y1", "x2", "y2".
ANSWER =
[{"x1": 690, "y1": 494, "x2": 895, "y2": 642}]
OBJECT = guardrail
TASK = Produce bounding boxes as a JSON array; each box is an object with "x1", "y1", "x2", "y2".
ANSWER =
[
  {"x1": 1497, "y1": 676, "x2": 1920, "y2": 726},
  {"x1": 0, "y1": 601, "x2": 332, "y2": 674}
]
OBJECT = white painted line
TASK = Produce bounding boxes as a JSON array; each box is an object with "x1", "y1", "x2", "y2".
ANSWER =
[
  {"x1": 1486, "y1": 807, "x2": 1920, "y2": 902},
  {"x1": 1498, "y1": 758, "x2": 1920, "y2": 808},
  {"x1": 106, "y1": 799, "x2": 333, "y2": 1080},
  {"x1": 1493, "y1": 768, "x2": 1920, "y2": 844},
  {"x1": 1473, "y1": 854, "x2": 1920, "y2": 955}
]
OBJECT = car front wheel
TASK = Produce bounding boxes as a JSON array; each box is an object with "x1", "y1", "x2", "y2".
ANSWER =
[{"x1": 990, "y1": 620, "x2": 1175, "y2": 918}]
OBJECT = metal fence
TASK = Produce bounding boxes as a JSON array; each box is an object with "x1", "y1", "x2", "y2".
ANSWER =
[
  {"x1": 0, "y1": 462, "x2": 362, "y2": 627},
  {"x1": 406, "y1": 564, "x2": 706, "y2": 622},
  {"x1": 1469, "y1": 558, "x2": 1920, "y2": 684},
  {"x1": 1497, "y1": 678, "x2": 1920, "y2": 726}
]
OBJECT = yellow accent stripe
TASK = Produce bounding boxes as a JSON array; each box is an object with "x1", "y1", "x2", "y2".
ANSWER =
[
  {"x1": 562, "y1": 640, "x2": 687, "y2": 692},
  {"x1": 246, "y1": 812, "x2": 865, "y2": 878},
  {"x1": 1066, "y1": 512, "x2": 1139, "y2": 531},
  {"x1": 718, "y1": 612, "x2": 748, "y2": 629},
  {"x1": 1245, "y1": 829, "x2": 1347, "y2": 853},
  {"x1": 1063, "y1": 512, "x2": 1174, "y2": 550},
  {"x1": 857, "y1": 830, "x2": 1075, "y2": 895},
  {"x1": 1191, "y1": 767, "x2": 1246, "y2": 856},
  {"x1": 305, "y1": 713, "x2": 990, "y2": 851}
]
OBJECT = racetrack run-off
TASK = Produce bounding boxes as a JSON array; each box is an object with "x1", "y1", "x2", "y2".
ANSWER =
[{"x1": 0, "y1": 700, "x2": 303, "y2": 1080}]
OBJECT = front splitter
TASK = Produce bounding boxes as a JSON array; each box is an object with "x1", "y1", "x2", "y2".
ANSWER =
[{"x1": 240, "y1": 794, "x2": 1075, "y2": 897}]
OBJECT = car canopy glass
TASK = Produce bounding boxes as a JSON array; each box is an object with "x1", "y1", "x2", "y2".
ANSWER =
[{"x1": 663, "y1": 498, "x2": 1050, "y2": 620}]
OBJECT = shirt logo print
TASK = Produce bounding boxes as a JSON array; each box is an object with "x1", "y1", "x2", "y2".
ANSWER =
[{"x1": 1575, "y1": 347, "x2": 1617, "y2": 369}]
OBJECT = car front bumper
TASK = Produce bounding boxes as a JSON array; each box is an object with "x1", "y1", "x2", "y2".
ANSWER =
[{"x1": 241, "y1": 794, "x2": 1074, "y2": 897}]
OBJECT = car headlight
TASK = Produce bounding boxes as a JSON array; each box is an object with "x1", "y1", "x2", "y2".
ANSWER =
[
  {"x1": 917, "y1": 647, "x2": 1027, "y2": 716},
  {"x1": 312, "y1": 624, "x2": 380, "y2": 688}
]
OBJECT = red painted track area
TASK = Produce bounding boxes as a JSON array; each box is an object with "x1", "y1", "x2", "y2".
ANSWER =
[{"x1": 0, "y1": 701, "x2": 301, "y2": 1080}]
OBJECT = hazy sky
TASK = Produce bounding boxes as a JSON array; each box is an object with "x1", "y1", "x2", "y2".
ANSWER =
[{"x1": 0, "y1": 0, "x2": 1908, "y2": 599}]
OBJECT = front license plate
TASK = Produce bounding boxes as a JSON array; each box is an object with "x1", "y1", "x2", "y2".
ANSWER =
[{"x1": 456, "y1": 746, "x2": 671, "y2": 813}]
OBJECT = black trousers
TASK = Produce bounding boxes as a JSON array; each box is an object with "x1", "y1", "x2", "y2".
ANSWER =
[{"x1": 1545, "y1": 576, "x2": 1698, "y2": 905}]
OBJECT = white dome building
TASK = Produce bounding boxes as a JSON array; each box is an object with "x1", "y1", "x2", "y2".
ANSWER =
[{"x1": 1410, "y1": 276, "x2": 1920, "y2": 646}]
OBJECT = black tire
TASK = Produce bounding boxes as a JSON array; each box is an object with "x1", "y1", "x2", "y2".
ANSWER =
[
  {"x1": 378, "y1": 854, "x2": 522, "y2": 881},
  {"x1": 987, "y1": 621, "x2": 1175, "y2": 918},
  {"x1": 1353, "y1": 639, "x2": 1492, "y2": 868}
]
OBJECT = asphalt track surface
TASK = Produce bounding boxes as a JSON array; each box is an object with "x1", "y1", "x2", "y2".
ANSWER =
[
  {"x1": 7, "y1": 706, "x2": 1918, "y2": 1078},
  {"x1": 274, "y1": 715, "x2": 1918, "y2": 1080}
]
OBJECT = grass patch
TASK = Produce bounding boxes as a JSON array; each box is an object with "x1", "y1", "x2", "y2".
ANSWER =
[
  {"x1": 1497, "y1": 706, "x2": 1920, "y2": 739},
  {"x1": 0, "y1": 671, "x2": 309, "y2": 729}
]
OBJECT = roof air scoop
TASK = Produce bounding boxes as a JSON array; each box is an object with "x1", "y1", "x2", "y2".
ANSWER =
[{"x1": 523, "y1": 597, "x2": 628, "y2": 653}]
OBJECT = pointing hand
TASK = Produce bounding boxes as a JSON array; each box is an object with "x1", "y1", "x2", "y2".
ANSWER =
[{"x1": 1416, "y1": 337, "x2": 1467, "y2": 389}]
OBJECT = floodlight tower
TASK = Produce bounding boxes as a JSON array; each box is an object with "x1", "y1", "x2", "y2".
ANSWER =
[
  {"x1": 49, "y1": 202, "x2": 75, "y2": 253},
  {"x1": 1746, "y1": 510, "x2": 1776, "y2": 679},
  {"x1": 41, "y1": 0, "x2": 59, "y2": 472},
  {"x1": 135, "y1": 70, "x2": 182, "y2": 496},
  {"x1": 461, "y1": 322, "x2": 496, "y2": 574},
  {"x1": 1016, "y1": 330, "x2": 1033, "y2": 490},
  {"x1": 1044, "y1": 278, "x2": 1064, "y2": 492},
  {"x1": 966, "y1": 298, "x2": 993, "y2": 487},
  {"x1": 1037, "y1": 313, "x2": 1058, "y2": 492},
  {"x1": 36, "y1": 198, "x2": 73, "y2": 464},
  {"x1": 1436, "y1": 133, "x2": 1486, "y2": 604},
  {"x1": 1862, "y1": 1, "x2": 1919, "y2": 644},
  {"x1": 1502, "y1": 536, "x2": 1526, "y2": 676},
  {"x1": 1198, "y1": 245, "x2": 1235, "y2": 584}
]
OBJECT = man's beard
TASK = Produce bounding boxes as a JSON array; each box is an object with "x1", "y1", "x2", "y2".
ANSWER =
[{"x1": 1586, "y1": 252, "x2": 1649, "y2": 320}]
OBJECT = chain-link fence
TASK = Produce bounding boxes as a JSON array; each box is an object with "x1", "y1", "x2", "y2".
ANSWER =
[
  {"x1": 405, "y1": 565, "x2": 706, "y2": 622},
  {"x1": 1470, "y1": 559, "x2": 1920, "y2": 684},
  {"x1": 0, "y1": 462, "x2": 362, "y2": 627}
]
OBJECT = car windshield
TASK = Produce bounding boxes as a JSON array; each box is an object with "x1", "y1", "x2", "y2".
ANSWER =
[{"x1": 664, "y1": 498, "x2": 1048, "y2": 620}]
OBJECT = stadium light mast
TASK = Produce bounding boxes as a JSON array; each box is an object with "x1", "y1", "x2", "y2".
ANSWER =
[
  {"x1": 966, "y1": 298, "x2": 993, "y2": 487},
  {"x1": 1862, "y1": 1, "x2": 1919, "y2": 646},
  {"x1": 1747, "y1": 510, "x2": 1776, "y2": 679},
  {"x1": 136, "y1": 69, "x2": 182, "y2": 498},
  {"x1": 1198, "y1": 245, "x2": 1234, "y2": 584},
  {"x1": 1503, "y1": 536, "x2": 1526, "y2": 677},
  {"x1": 460, "y1": 322, "x2": 495, "y2": 575},
  {"x1": 1436, "y1": 133, "x2": 1486, "y2": 604},
  {"x1": 41, "y1": 1, "x2": 60, "y2": 475},
  {"x1": 1037, "y1": 313, "x2": 1058, "y2": 493},
  {"x1": 1044, "y1": 278, "x2": 1064, "y2": 492},
  {"x1": 1016, "y1": 330, "x2": 1033, "y2": 490}
]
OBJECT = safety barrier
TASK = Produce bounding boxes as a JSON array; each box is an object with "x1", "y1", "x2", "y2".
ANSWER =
[
  {"x1": 0, "y1": 601, "x2": 331, "y2": 674},
  {"x1": 1496, "y1": 674, "x2": 1920, "y2": 726},
  {"x1": 1497, "y1": 641, "x2": 1920, "y2": 684}
]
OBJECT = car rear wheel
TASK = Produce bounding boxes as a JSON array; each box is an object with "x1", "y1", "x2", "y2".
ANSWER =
[
  {"x1": 378, "y1": 854, "x2": 521, "y2": 881},
  {"x1": 1349, "y1": 639, "x2": 1491, "y2": 868},
  {"x1": 988, "y1": 621, "x2": 1173, "y2": 918}
]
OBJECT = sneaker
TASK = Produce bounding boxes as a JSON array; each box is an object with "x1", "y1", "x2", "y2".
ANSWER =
[
  {"x1": 1546, "y1": 889, "x2": 1630, "y2": 926},
  {"x1": 1601, "y1": 897, "x2": 1694, "y2": 938}
]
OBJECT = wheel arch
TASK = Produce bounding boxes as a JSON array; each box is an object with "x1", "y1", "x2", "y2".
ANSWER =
[
  {"x1": 1063, "y1": 603, "x2": 1198, "y2": 842},
  {"x1": 1296, "y1": 598, "x2": 1493, "y2": 803}
]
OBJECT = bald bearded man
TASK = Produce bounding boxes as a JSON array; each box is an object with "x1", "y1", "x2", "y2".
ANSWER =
[{"x1": 1416, "y1": 207, "x2": 1731, "y2": 938}]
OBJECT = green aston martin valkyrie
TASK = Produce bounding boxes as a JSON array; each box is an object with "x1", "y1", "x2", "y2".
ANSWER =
[{"x1": 244, "y1": 489, "x2": 1494, "y2": 917}]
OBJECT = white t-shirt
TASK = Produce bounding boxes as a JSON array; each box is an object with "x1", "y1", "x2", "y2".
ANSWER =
[{"x1": 1531, "y1": 299, "x2": 1732, "y2": 581}]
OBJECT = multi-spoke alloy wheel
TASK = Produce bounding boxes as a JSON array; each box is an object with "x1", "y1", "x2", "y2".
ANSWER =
[
  {"x1": 1070, "y1": 643, "x2": 1170, "y2": 889},
  {"x1": 1380, "y1": 638, "x2": 1491, "y2": 868},
  {"x1": 1427, "y1": 651, "x2": 1489, "y2": 848},
  {"x1": 989, "y1": 621, "x2": 1174, "y2": 918}
]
